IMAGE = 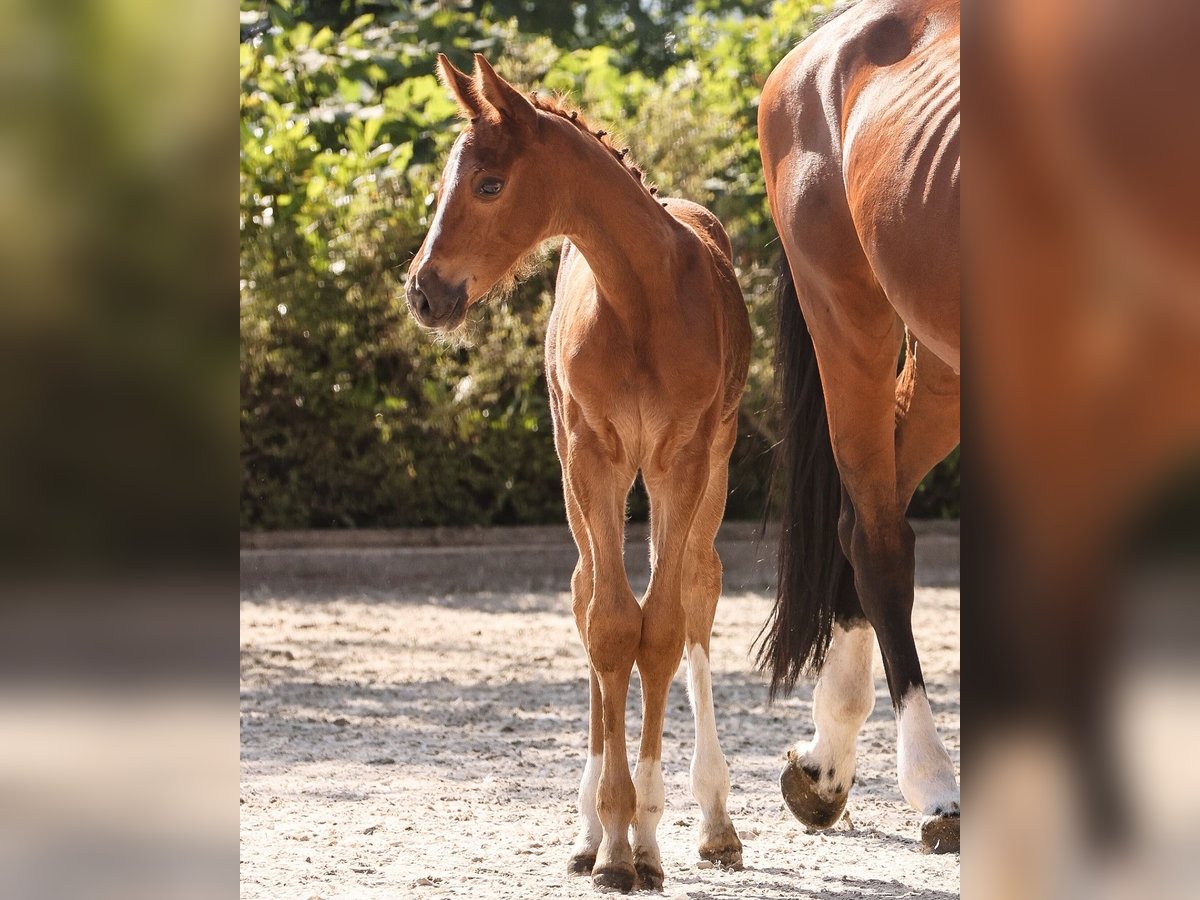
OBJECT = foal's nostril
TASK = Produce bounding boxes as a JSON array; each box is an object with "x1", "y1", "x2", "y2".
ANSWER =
[
  {"x1": 406, "y1": 278, "x2": 433, "y2": 319},
  {"x1": 406, "y1": 269, "x2": 467, "y2": 329}
]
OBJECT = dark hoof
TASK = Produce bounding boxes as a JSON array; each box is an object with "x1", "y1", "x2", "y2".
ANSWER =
[
  {"x1": 780, "y1": 754, "x2": 848, "y2": 829},
  {"x1": 699, "y1": 844, "x2": 743, "y2": 870},
  {"x1": 568, "y1": 852, "x2": 596, "y2": 876},
  {"x1": 920, "y1": 811, "x2": 960, "y2": 854},
  {"x1": 634, "y1": 858, "x2": 664, "y2": 891},
  {"x1": 593, "y1": 864, "x2": 637, "y2": 893}
]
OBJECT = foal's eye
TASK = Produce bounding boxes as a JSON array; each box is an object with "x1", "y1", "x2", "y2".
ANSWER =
[{"x1": 477, "y1": 178, "x2": 504, "y2": 198}]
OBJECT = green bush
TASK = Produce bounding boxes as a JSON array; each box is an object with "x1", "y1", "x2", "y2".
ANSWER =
[{"x1": 240, "y1": 0, "x2": 959, "y2": 529}]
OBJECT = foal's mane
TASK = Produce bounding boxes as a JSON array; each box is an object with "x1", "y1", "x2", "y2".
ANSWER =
[{"x1": 526, "y1": 93, "x2": 658, "y2": 198}]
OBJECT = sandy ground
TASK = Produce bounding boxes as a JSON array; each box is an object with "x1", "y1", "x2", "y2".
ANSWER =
[{"x1": 240, "y1": 582, "x2": 959, "y2": 899}]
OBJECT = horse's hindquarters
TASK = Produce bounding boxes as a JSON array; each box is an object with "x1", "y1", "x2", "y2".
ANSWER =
[{"x1": 843, "y1": 24, "x2": 960, "y2": 369}]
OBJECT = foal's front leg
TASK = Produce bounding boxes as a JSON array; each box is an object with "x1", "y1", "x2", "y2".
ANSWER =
[
  {"x1": 632, "y1": 446, "x2": 711, "y2": 887},
  {"x1": 555, "y1": 399, "x2": 612, "y2": 877},
  {"x1": 566, "y1": 434, "x2": 642, "y2": 892},
  {"x1": 563, "y1": 484, "x2": 604, "y2": 875},
  {"x1": 568, "y1": 667, "x2": 604, "y2": 875},
  {"x1": 680, "y1": 444, "x2": 742, "y2": 867}
]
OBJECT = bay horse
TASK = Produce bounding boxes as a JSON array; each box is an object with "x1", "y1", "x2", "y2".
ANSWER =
[
  {"x1": 405, "y1": 54, "x2": 750, "y2": 891},
  {"x1": 969, "y1": 1, "x2": 1200, "y2": 888},
  {"x1": 756, "y1": 0, "x2": 961, "y2": 852}
]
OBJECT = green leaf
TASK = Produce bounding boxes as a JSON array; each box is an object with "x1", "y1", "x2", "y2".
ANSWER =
[
  {"x1": 362, "y1": 115, "x2": 382, "y2": 149},
  {"x1": 343, "y1": 13, "x2": 374, "y2": 37}
]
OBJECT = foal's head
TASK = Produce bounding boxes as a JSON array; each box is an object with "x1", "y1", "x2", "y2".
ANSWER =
[{"x1": 405, "y1": 54, "x2": 553, "y2": 331}]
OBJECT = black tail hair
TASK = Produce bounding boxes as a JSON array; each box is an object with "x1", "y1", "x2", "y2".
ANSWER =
[{"x1": 755, "y1": 254, "x2": 862, "y2": 699}]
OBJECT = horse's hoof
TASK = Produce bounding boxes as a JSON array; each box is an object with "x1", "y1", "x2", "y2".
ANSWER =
[
  {"x1": 699, "y1": 822, "x2": 744, "y2": 870},
  {"x1": 634, "y1": 858, "x2": 664, "y2": 891},
  {"x1": 699, "y1": 844, "x2": 743, "y2": 870},
  {"x1": 593, "y1": 864, "x2": 637, "y2": 893},
  {"x1": 920, "y1": 810, "x2": 960, "y2": 854},
  {"x1": 568, "y1": 852, "x2": 597, "y2": 876},
  {"x1": 780, "y1": 753, "x2": 848, "y2": 829}
]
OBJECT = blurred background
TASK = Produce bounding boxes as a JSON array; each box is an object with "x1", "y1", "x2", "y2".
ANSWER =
[
  {"x1": 238, "y1": 0, "x2": 960, "y2": 531},
  {"x1": 1, "y1": 1, "x2": 232, "y2": 897}
]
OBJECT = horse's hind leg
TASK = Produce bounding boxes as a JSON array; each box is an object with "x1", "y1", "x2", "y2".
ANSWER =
[
  {"x1": 805, "y1": 285, "x2": 958, "y2": 852},
  {"x1": 779, "y1": 474, "x2": 876, "y2": 830},
  {"x1": 680, "y1": 425, "x2": 743, "y2": 867},
  {"x1": 780, "y1": 618, "x2": 876, "y2": 829},
  {"x1": 892, "y1": 333, "x2": 961, "y2": 852},
  {"x1": 631, "y1": 439, "x2": 712, "y2": 888},
  {"x1": 895, "y1": 332, "x2": 960, "y2": 505}
]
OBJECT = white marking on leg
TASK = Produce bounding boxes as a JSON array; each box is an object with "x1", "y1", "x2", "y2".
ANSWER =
[
  {"x1": 897, "y1": 686, "x2": 959, "y2": 816},
  {"x1": 686, "y1": 645, "x2": 732, "y2": 832},
  {"x1": 795, "y1": 622, "x2": 876, "y2": 795},
  {"x1": 631, "y1": 757, "x2": 664, "y2": 861},
  {"x1": 572, "y1": 754, "x2": 603, "y2": 858}
]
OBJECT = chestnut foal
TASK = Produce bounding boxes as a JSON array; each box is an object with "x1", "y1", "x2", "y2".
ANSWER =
[{"x1": 405, "y1": 54, "x2": 749, "y2": 891}]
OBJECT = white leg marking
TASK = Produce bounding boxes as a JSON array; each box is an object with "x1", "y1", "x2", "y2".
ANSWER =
[
  {"x1": 572, "y1": 754, "x2": 603, "y2": 858},
  {"x1": 686, "y1": 645, "x2": 732, "y2": 831},
  {"x1": 897, "y1": 686, "x2": 960, "y2": 816},
  {"x1": 631, "y1": 757, "x2": 664, "y2": 860},
  {"x1": 795, "y1": 622, "x2": 876, "y2": 796}
]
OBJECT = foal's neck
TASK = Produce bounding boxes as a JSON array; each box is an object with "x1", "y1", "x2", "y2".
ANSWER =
[{"x1": 548, "y1": 126, "x2": 682, "y2": 314}]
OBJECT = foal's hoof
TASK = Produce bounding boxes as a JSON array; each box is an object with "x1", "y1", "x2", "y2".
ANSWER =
[
  {"x1": 780, "y1": 752, "x2": 848, "y2": 829},
  {"x1": 568, "y1": 852, "x2": 596, "y2": 876},
  {"x1": 920, "y1": 810, "x2": 960, "y2": 854},
  {"x1": 634, "y1": 856, "x2": 664, "y2": 891},
  {"x1": 593, "y1": 863, "x2": 637, "y2": 893}
]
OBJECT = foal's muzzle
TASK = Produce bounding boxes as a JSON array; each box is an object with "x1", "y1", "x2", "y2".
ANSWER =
[{"x1": 405, "y1": 268, "x2": 468, "y2": 331}]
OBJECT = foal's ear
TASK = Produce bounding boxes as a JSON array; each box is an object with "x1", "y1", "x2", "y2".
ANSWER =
[
  {"x1": 472, "y1": 54, "x2": 538, "y2": 131},
  {"x1": 437, "y1": 53, "x2": 485, "y2": 120}
]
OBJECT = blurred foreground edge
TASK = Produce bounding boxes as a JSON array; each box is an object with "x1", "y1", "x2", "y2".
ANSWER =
[{"x1": 968, "y1": 1, "x2": 1200, "y2": 897}]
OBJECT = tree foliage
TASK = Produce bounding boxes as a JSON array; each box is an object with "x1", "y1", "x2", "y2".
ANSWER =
[{"x1": 240, "y1": 0, "x2": 959, "y2": 528}]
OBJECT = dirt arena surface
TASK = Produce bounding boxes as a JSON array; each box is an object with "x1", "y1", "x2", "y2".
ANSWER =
[{"x1": 241, "y1": 557, "x2": 959, "y2": 899}]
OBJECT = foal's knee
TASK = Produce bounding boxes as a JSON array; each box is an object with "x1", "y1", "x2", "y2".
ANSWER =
[
  {"x1": 586, "y1": 588, "x2": 642, "y2": 673},
  {"x1": 685, "y1": 545, "x2": 722, "y2": 595},
  {"x1": 571, "y1": 562, "x2": 593, "y2": 636},
  {"x1": 571, "y1": 561, "x2": 592, "y2": 605},
  {"x1": 636, "y1": 600, "x2": 685, "y2": 676}
]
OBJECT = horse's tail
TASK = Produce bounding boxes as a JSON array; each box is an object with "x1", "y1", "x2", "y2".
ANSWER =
[{"x1": 755, "y1": 253, "x2": 861, "y2": 699}]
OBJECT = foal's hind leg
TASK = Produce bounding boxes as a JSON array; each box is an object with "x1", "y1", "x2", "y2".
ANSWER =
[
  {"x1": 631, "y1": 440, "x2": 711, "y2": 889},
  {"x1": 681, "y1": 429, "x2": 742, "y2": 867}
]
